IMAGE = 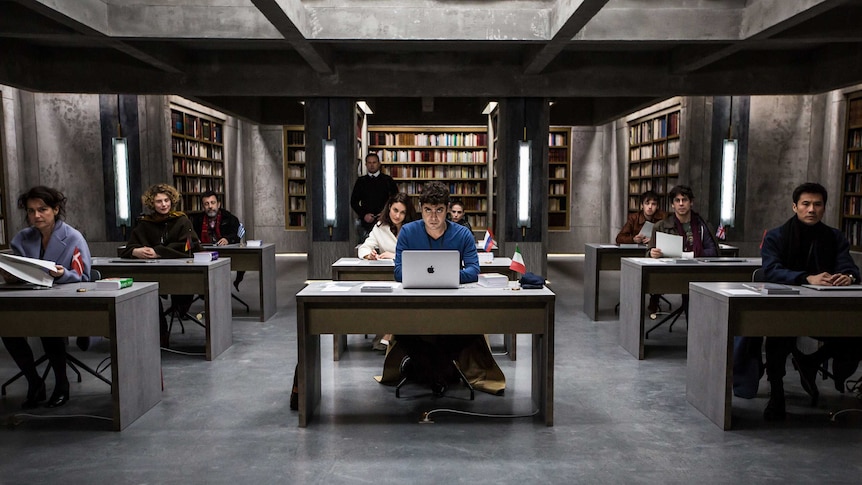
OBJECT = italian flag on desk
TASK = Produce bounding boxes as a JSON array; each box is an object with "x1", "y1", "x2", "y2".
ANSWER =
[{"x1": 509, "y1": 245, "x2": 526, "y2": 275}]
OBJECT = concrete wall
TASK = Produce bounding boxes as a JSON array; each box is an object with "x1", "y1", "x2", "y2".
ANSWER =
[{"x1": 3, "y1": 84, "x2": 862, "y2": 263}]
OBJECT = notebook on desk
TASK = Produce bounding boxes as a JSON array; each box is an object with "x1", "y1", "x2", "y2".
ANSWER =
[{"x1": 401, "y1": 250, "x2": 460, "y2": 289}]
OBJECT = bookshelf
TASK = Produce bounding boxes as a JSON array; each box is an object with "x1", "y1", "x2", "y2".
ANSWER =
[
  {"x1": 170, "y1": 105, "x2": 225, "y2": 214},
  {"x1": 368, "y1": 126, "x2": 490, "y2": 231},
  {"x1": 283, "y1": 125, "x2": 307, "y2": 229},
  {"x1": 627, "y1": 107, "x2": 681, "y2": 214},
  {"x1": 840, "y1": 92, "x2": 862, "y2": 250},
  {"x1": 548, "y1": 127, "x2": 570, "y2": 230},
  {"x1": 487, "y1": 105, "x2": 499, "y2": 235}
]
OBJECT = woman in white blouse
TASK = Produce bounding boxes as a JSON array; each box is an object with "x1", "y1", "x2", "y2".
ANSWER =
[{"x1": 358, "y1": 193, "x2": 417, "y2": 260}]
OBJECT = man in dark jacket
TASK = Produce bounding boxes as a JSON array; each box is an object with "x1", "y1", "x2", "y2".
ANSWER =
[
  {"x1": 760, "y1": 182, "x2": 861, "y2": 420},
  {"x1": 190, "y1": 190, "x2": 241, "y2": 246},
  {"x1": 350, "y1": 153, "x2": 398, "y2": 239}
]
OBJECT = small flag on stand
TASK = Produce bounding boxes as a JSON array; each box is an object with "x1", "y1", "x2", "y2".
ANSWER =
[
  {"x1": 509, "y1": 245, "x2": 526, "y2": 275},
  {"x1": 185, "y1": 234, "x2": 192, "y2": 254},
  {"x1": 482, "y1": 229, "x2": 496, "y2": 252},
  {"x1": 716, "y1": 223, "x2": 726, "y2": 240},
  {"x1": 759, "y1": 229, "x2": 768, "y2": 249},
  {"x1": 237, "y1": 223, "x2": 246, "y2": 241},
  {"x1": 71, "y1": 247, "x2": 84, "y2": 276}
]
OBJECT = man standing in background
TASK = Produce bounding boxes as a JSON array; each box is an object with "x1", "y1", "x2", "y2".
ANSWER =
[{"x1": 351, "y1": 152, "x2": 398, "y2": 240}]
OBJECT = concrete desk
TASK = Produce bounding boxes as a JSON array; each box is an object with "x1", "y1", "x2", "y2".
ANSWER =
[
  {"x1": 330, "y1": 257, "x2": 519, "y2": 361},
  {"x1": 93, "y1": 257, "x2": 232, "y2": 361},
  {"x1": 0, "y1": 282, "x2": 161, "y2": 431},
  {"x1": 204, "y1": 243, "x2": 277, "y2": 321},
  {"x1": 295, "y1": 282, "x2": 555, "y2": 427},
  {"x1": 686, "y1": 282, "x2": 862, "y2": 430},
  {"x1": 583, "y1": 244, "x2": 648, "y2": 320},
  {"x1": 584, "y1": 243, "x2": 740, "y2": 321},
  {"x1": 619, "y1": 257, "x2": 761, "y2": 359}
]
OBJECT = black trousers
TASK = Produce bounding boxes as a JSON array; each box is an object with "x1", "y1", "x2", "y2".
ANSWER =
[
  {"x1": 765, "y1": 336, "x2": 862, "y2": 381},
  {"x1": 2, "y1": 336, "x2": 67, "y2": 384}
]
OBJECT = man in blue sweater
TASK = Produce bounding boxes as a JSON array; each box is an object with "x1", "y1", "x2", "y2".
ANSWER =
[
  {"x1": 382, "y1": 181, "x2": 503, "y2": 397},
  {"x1": 394, "y1": 183, "x2": 479, "y2": 284}
]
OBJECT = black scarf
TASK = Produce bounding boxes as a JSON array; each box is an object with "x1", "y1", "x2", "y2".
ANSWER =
[{"x1": 779, "y1": 216, "x2": 837, "y2": 274}]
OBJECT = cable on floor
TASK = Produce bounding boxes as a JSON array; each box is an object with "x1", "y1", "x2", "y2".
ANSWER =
[
  {"x1": 5, "y1": 413, "x2": 112, "y2": 428},
  {"x1": 419, "y1": 407, "x2": 539, "y2": 424},
  {"x1": 160, "y1": 347, "x2": 206, "y2": 357}
]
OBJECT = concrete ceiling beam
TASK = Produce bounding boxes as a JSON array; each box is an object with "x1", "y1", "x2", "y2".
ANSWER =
[
  {"x1": 523, "y1": 0, "x2": 609, "y2": 75},
  {"x1": 250, "y1": 0, "x2": 334, "y2": 75}
]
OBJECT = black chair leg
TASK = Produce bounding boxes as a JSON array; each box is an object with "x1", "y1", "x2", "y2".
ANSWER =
[
  {"x1": 66, "y1": 354, "x2": 111, "y2": 386},
  {"x1": 451, "y1": 360, "x2": 475, "y2": 401},
  {"x1": 1, "y1": 354, "x2": 49, "y2": 396},
  {"x1": 232, "y1": 294, "x2": 250, "y2": 313},
  {"x1": 645, "y1": 307, "x2": 685, "y2": 339}
]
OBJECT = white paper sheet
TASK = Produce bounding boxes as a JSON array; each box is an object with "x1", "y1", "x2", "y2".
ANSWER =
[
  {"x1": 637, "y1": 221, "x2": 654, "y2": 240},
  {"x1": 656, "y1": 232, "x2": 683, "y2": 258}
]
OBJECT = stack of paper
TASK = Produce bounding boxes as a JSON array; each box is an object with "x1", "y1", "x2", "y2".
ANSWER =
[
  {"x1": 478, "y1": 273, "x2": 508, "y2": 288},
  {"x1": 0, "y1": 253, "x2": 55, "y2": 287}
]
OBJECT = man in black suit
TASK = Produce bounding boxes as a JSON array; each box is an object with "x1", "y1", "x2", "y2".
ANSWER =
[
  {"x1": 190, "y1": 190, "x2": 241, "y2": 246},
  {"x1": 350, "y1": 152, "x2": 398, "y2": 240}
]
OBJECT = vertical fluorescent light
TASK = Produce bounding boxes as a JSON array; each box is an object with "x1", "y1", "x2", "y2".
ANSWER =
[
  {"x1": 720, "y1": 138, "x2": 738, "y2": 226},
  {"x1": 113, "y1": 137, "x2": 131, "y2": 226},
  {"x1": 323, "y1": 139, "x2": 337, "y2": 227},
  {"x1": 517, "y1": 140, "x2": 532, "y2": 228}
]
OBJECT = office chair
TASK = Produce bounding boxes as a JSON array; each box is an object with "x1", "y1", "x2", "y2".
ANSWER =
[
  {"x1": 1, "y1": 269, "x2": 112, "y2": 397},
  {"x1": 615, "y1": 295, "x2": 671, "y2": 316},
  {"x1": 231, "y1": 271, "x2": 250, "y2": 313},
  {"x1": 645, "y1": 295, "x2": 688, "y2": 339},
  {"x1": 396, "y1": 358, "x2": 475, "y2": 400}
]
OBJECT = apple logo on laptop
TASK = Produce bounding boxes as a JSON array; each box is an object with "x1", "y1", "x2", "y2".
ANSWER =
[{"x1": 426, "y1": 265, "x2": 435, "y2": 274}]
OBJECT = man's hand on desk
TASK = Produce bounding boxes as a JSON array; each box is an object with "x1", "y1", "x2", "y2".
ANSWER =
[{"x1": 806, "y1": 272, "x2": 853, "y2": 286}]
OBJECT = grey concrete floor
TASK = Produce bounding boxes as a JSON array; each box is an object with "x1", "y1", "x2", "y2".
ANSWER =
[{"x1": 1, "y1": 254, "x2": 861, "y2": 484}]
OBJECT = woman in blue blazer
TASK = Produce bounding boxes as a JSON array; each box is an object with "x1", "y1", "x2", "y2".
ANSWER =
[{"x1": 1, "y1": 186, "x2": 91, "y2": 409}]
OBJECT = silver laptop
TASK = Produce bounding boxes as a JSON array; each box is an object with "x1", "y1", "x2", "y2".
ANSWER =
[
  {"x1": 401, "y1": 250, "x2": 460, "y2": 289},
  {"x1": 802, "y1": 284, "x2": 862, "y2": 291}
]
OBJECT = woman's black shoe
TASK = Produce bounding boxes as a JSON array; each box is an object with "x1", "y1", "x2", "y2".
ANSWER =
[
  {"x1": 22, "y1": 380, "x2": 47, "y2": 410},
  {"x1": 45, "y1": 381, "x2": 70, "y2": 408}
]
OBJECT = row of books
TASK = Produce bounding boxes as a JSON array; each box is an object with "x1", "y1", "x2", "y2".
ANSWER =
[
  {"x1": 629, "y1": 159, "x2": 680, "y2": 178},
  {"x1": 286, "y1": 149, "x2": 306, "y2": 163},
  {"x1": 370, "y1": 132, "x2": 487, "y2": 147},
  {"x1": 549, "y1": 150, "x2": 568, "y2": 163},
  {"x1": 171, "y1": 112, "x2": 223, "y2": 143},
  {"x1": 287, "y1": 213, "x2": 306, "y2": 227},
  {"x1": 549, "y1": 182, "x2": 567, "y2": 195},
  {"x1": 388, "y1": 165, "x2": 488, "y2": 179},
  {"x1": 397, "y1": 181, "x2": 486, "y2": 196},
  {"x1": 287, "y1": 181, "x2": 307, "y2": 196},
  {"x1": 378, "y1": 149, "x2": 487, "y2": 164},
  {"x1": 548, "y1": 198, "x2": 564, "y2": 211},
  {"x1": 843, "y1": 195, "x2": 862, "y2": 215},
  {"x1": 0, "y1": 218, "x2": 5, "y2": 246},
  {"x1": 286, "y1": 166, "x2": 306, "y2": 178},
  {"x1": 844, "y1": 172, "x2": 862, "y2": 193},
  {"x1": 847, "y1": 150, "x2": 861, "y2": 171},
  {"x1": 550, "y1": 166, "x2": 567, "y2": 178},
  {"x1": 628, "y1": 111, "x2": 680, "y2": 145},
  {"x1": 173, "y1": 177, "x2": 224, "y2": 196},
  {"x1": 285, "y1": 131, "x2": 305, "y2": 146},
  {"x1": 287, "y1": 196, "x2": 306, "y2": 211},
  {"x1": 172, "y1": 139, "x2": 224, "y2": 159},
  {"x1": 842, "y1": 219, "x2": 862, "y2": 247},
  {"x1": 549, "y1": 133, "x2": 567, "y2": 147},
  {"x1": 173, "y1": 158, "x2": 224, "y2": 177},
  {"x1": 466, "y1": 214, "x2": 489, "y2": 229}
]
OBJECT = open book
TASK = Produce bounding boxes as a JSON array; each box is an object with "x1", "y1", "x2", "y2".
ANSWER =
[{"x1": 0, "y1": 253, "x2": 57, "y2": 287}]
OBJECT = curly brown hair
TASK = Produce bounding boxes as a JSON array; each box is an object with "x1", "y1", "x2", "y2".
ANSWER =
[
  {"x1": 142, "y1": 183, "x2": 182, "y2": 211},
  {"x1": 418, "y1": 181, "x2": 450, "y2": 207}
]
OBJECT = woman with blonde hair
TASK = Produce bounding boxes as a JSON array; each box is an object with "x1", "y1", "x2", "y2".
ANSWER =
[{"x1": 120, "y1": 183, "x2": 201, "y2": 347}]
